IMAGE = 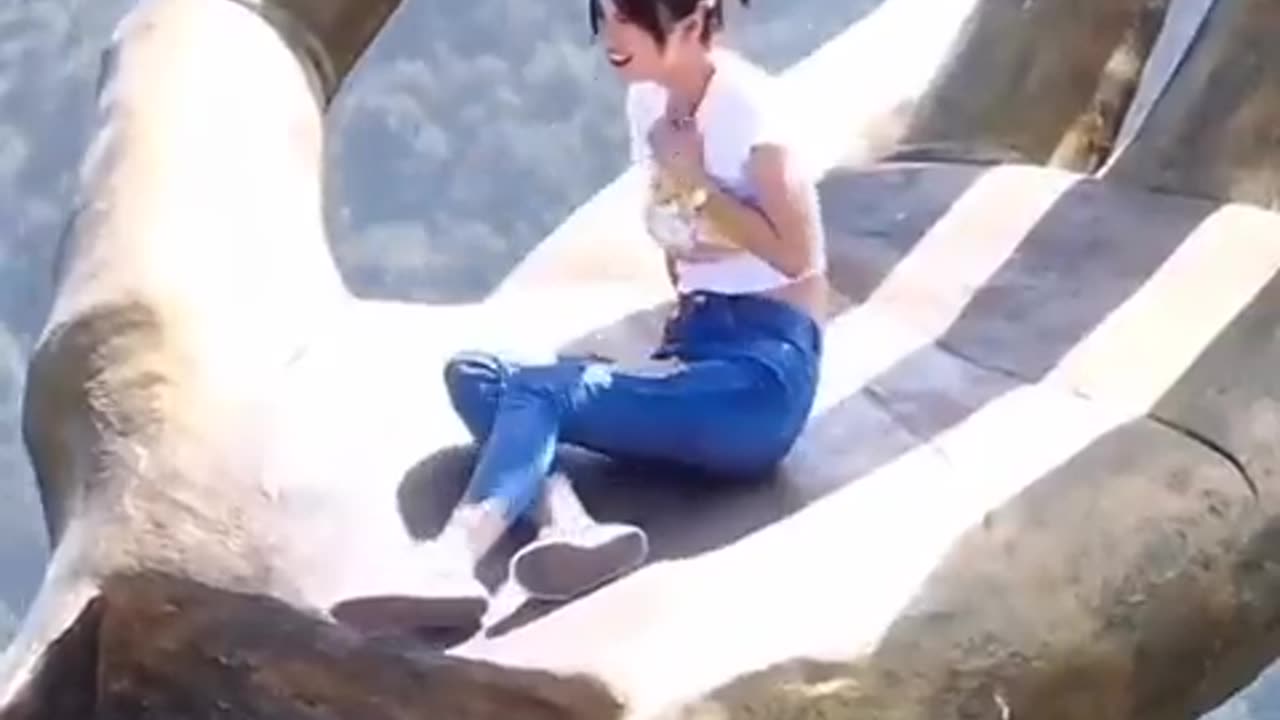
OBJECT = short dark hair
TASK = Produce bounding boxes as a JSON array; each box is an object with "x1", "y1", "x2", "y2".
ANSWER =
[{"x1": 588, "y1": 0, "x2": 749, "y2": 46}]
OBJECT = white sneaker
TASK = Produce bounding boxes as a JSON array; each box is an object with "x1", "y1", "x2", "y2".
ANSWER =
[
  {"x1": 510, "y1": 522, "x2": 649, "y2": 601},
  {"x1": 329, "y1": 542, "x2": 490, "y2": 635}
]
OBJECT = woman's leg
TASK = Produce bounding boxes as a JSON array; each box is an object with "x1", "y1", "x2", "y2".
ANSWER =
[
  {"x1": 444, "y1": 351, "x2": 563, "y2": 516},
  {"x1": 443, "y1": 350, "x2": 508, "y2": 444},
  {"x1": 438, "y1": 348, "x2": 795, "y2": 603},
  {"x1": 560, "y1": 357, "x2": 803, "y2": 475},
  {"x1": 450, "y1": 351, "x2": 788, "y2": 518},
  {"x1": 438, "y1": 352, "x2": 649, "y2": 605},
  {"x1": 438, "y1": 294, "x2": 821, "y2": 605}
]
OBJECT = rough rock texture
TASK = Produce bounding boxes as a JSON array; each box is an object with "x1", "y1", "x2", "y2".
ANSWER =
[
  {"x1": 459, "y1": 163, "x2": 1280, "y2": 719},
  {"x1": 892, "y1": 0, "x2": 1170, "y2": 171},
  {"x1": 244, "y1": 0, "x2": 402, "y2": 102},
  {"x1": 0, "y1": 2, "x2": 637, "y2": 717},
  {"x1": 1152, "y1": 272, "x2": 1280, "y2": 508},
  {"x1": 7, "y1": 0, "x2": 1280, "y2": 719},
  {"x1": 670, "y1": 418, "x2": 1273, "y2": 720},
  {"x1": 3, "y1": 0, "x2": 416, "y2": 708},
  {"x1": 0, "y1": 572, "x2": 619, "y2": 720},
  {"x1": 1105, "y1": 0, "x2": 1280, "y2": 209},
  {"x1": 16, "y1": 0, "x2": 355, "y2": 620}
]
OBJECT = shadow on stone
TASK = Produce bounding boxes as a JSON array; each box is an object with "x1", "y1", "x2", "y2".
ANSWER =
[
  {"x1": 899, "y1": 0, "x2": 1171, "y2": 172},
  {"x1": 396, "y1": 444, "x2": 474, "y2": 542},
  {"x1": 0, "y1": 572, "x2": 623, "y2": 720},
  {"x1": 934, "y1": 176, "x2": 1218, "y2": 382},
  {"x1": 661, "y1": 178, "x2": 1280, "y2": 719},
  {"x1": 397, "y1": 446, "x2": 539, "y2": 595},
  {"x1": 395, "y1": 164, "x2": 1225, "y2": 643},
  {"x1": 1104, "y1": 0, "x2": 1280, "y2": 209},
  {"x1": 678, "y1": 413, "x2": 1278, "y2": 719},
  {"x1": 0, "y1": 597, "x2": 101, "y2": 720},
  {"x1": 818, "y1": 162, "x2": 989, "y2": 306}
]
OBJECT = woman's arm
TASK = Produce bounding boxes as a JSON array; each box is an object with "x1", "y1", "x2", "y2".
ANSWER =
[
  {"x1": 696, "y1": 144, "x2": 818, "y2": 278},
  {"x1": 649, "y1": 116, "x2": 819, "y2": 280}
]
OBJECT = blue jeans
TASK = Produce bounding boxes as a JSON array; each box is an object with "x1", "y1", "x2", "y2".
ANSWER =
[{"x1": 443, "y1": 291, "x2": 823, "y2": 521}]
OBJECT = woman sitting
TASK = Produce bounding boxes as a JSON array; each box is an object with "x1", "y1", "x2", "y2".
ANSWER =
[{"x1": 337, "y1": 0, "x2": 828, "y2": 633}]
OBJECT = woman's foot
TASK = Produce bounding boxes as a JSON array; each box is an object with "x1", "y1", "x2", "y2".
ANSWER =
[
  {"x1": 329, "y1": 542, "x2": 490, "y2": 636},
  {"x1": 511, "y1": 522, "x2": 649, "y2": 601}
]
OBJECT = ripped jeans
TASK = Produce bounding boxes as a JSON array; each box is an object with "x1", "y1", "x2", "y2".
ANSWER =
[{"x1": 443, "y1": 291, "x2": 823, "y2": 522}]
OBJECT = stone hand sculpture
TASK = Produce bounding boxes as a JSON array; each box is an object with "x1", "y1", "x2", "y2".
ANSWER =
[{"x1": 3, "y1": 0, "x2": 1280, "y2": 719}]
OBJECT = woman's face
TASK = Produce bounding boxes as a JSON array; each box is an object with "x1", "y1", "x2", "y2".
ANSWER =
[{"x1": 598, "y1": 1, "x2": 702, "y2": 84}]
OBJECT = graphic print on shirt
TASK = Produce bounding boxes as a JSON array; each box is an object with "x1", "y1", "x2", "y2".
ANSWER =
[
  {"x1": 643, "y1": 161, "x2": 742, "y2": 262},
  {"x1": 629, "y1": 48, "x2": 825, "y2": 294}
]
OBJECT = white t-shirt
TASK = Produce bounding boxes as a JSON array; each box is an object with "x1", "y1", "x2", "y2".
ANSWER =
[{"x1": 627, "y1": 48, "x2": 825, "y2": 295}]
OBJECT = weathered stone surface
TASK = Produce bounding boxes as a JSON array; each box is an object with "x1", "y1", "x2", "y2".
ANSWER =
[
  {"x1": 1151, "y1": 271, "x2": 1280, "y2": 509},
  {"x1": 665, "y1": 417, "x2": 1276, "y2": 720},
  {"x1": 245, "y1": 0, "x2": 402, "y2": 103},
  {"x1": 0, "y1": 572, "x2": 619, "y2": 720},
  {"x1": 812, "y1": 162, "x2": 1280, "y2": 411},
  {"x1": 0, "y1": 581, "x2": 99, "y2": 720},
  {"x1": 894, "y1": 0, "x2": 1169, "y2": 171},
  {"x1": 455, "y1": 163, "x2": 1280, "y2": 718},
  {"x1": 2, "y1": 0, "x2": 407, "y2": 707},
  {"x1": 8, "y1": 0, "x2": 1280, "y2": 718},
  {"x1": 1105, "y1": 0, "x2": 1280, "y2": 209},
  {"x1": 1, "y1": 1, "x2": 650, "y2": 715},
  {"x1": 18, "y1": 0, "x2": 355, "y2": 619}
]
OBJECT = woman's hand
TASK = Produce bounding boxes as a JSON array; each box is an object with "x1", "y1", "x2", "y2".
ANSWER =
[{"x1": 648, "y1": 115, "x2": 708, "y2": 187}]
